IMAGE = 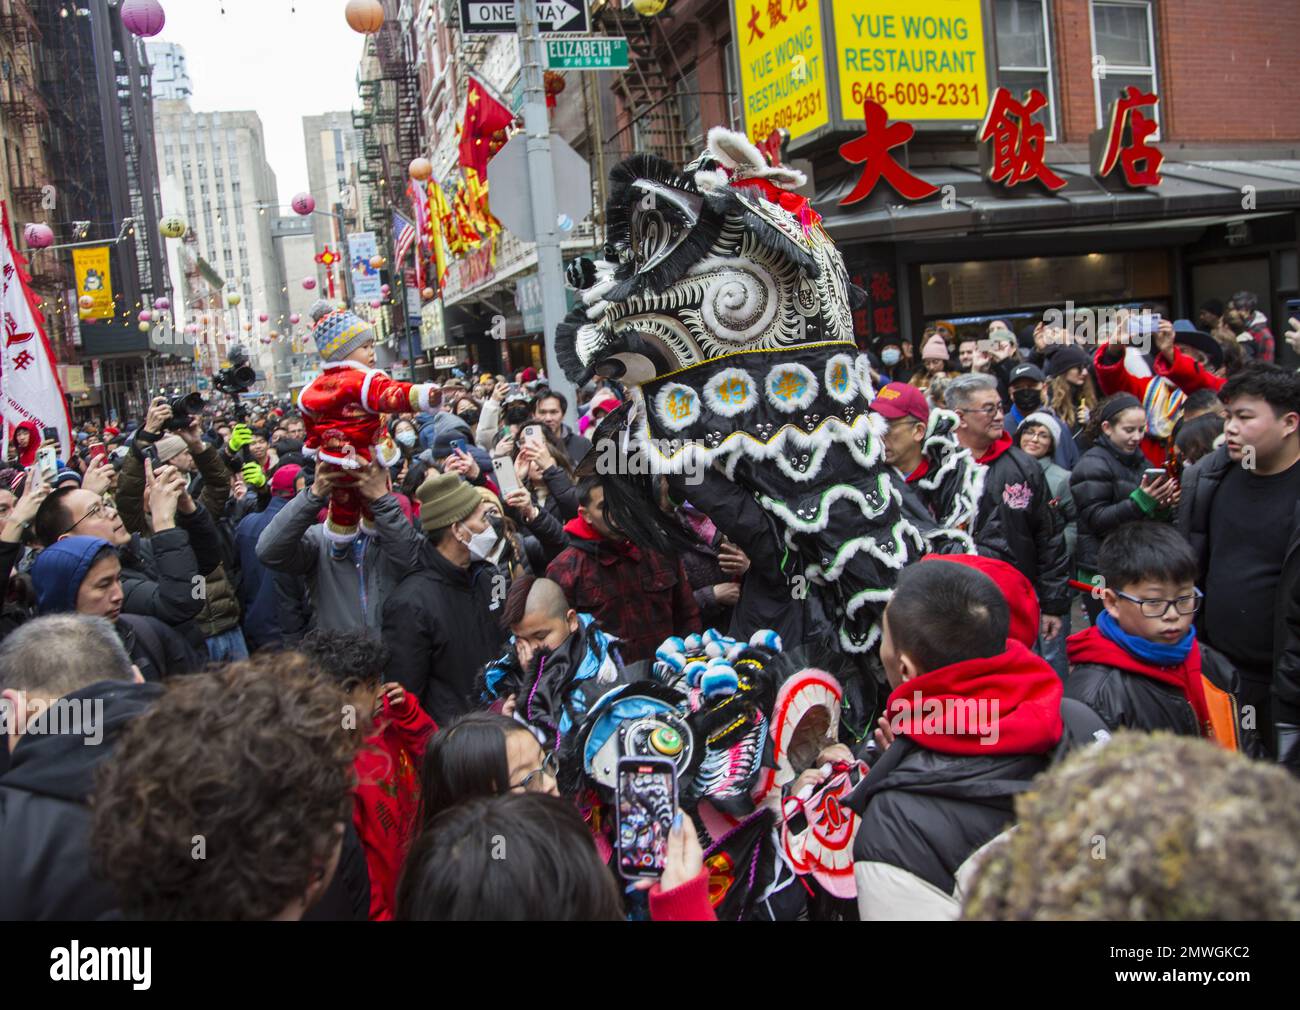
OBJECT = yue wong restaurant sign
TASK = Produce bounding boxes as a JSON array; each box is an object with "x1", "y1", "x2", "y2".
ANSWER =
[{"x1": 730, "y1": 0, "x2": 993, "y2": 148}]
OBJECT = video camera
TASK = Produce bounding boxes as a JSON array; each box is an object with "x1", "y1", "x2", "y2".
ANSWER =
[{"x1": 163, "y1": 347, "x2": 258, "y2": 431}]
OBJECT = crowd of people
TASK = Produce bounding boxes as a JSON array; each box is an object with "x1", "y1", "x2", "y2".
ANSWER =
[{"x1": 1, "y1": 289, "x2": 1299, "y2": 922}]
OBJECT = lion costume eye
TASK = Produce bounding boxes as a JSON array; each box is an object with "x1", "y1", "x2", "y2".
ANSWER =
[{"x1": 626, "y1": 180, "x2": 702, "y2": 277}]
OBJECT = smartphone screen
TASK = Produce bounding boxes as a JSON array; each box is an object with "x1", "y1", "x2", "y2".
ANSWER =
[
  {"x1": 491, "y1": 455, "x2": 521, "y2": 496},
  {"x1": 42, "y1": 426, "x2": 59, "y2": 442},
  {"x1": 616, "y1": 757, "x2": 677, "y2": 880},
  {"x1": 1142, "y1": 468, "x2": 1168, "y2": 483},
  {"x1": 88, "y1": 442, "x2": 108, "y2": 462}
]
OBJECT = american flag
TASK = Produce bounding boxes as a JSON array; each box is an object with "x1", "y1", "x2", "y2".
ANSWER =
[{"x1": 393, "y1": 211, "x2": 417, "y2": 268}]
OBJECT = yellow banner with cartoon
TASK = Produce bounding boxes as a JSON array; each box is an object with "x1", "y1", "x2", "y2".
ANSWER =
[{"x1": 72, "y1": 245, "x2": 113, "y2": 320}]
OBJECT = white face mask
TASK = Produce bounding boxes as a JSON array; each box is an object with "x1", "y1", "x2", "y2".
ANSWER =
[
  {"x1": 395, "y1": 430, "x2": 416, "y2": 447},
  {"x1": 461, "y1": 521, "x2": 499, "y2": 562},
  {"x1": 881, "y1": 349, "x2": 901, "y2": 366}
]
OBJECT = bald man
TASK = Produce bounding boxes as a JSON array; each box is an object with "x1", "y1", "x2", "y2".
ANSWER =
[{"x1": 480, "y1": 575, "x2": 628, "y2": 749}]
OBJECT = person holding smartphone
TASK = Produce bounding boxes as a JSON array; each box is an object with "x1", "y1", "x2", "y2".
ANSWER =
[{"x1": 1070, "y1": 393, "x2": 1180, "y2": 623}]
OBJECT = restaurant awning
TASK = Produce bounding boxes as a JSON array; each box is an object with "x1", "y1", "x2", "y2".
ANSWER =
[{"x1": 813, "y1": 159, "x2": 1300, "y2": 244}]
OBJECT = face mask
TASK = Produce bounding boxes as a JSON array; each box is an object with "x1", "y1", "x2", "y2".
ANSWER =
[
  {"x1": 881, "y1": 349, "x2": 901, "y2": 366},
  {"x1": 1012, "y1": 388, "x2": 1043, "y2": 414},
  {"x1": 463, "y1": 521, "x2": 499, "y2": 562},
  {"x1": 459, "y1": 409, "x2": 480, "y2": 427},
  {"x1": 395, "y1": 430, "x2": 416, "y2": 447}
]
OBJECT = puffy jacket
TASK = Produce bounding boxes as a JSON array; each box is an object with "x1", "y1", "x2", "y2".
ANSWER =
[
  {"x1": 117, "y1": 613, "x2": 201, "y2": 680},
  {"x1": 117, "y1": 443, "x2": 241, "y2": 638},
  {"x1": 255, "y1": 488, "x2": 426, "y2": 634},
  {"x1": 1068, "y1": 436, "x2": 1151, "y2": 573},
  {"x1": 847, "y1": 738, "x2": 1052, "y2": 920},
  {"x1": 972, "y1": 441, "x2": 1070, "y2": 615},
  {"x1": 382, "y1": 548, "x2": 507, "y2": 724},
  {"x1": 235, "y1": 495, "x2": 294, "y2": 650},
  {"x1": 0, "y1": 680, "x2": 163, "y2": 919},
  {"x1": 118, "y1": 507, "x2": 222, "y2": 645},
  {"x1": 1036, "y1": 455, "x2": 1078, "y2": 562},
  {"x1": 1180, "y1": 446, "x2": 1300, "y2": 729}
]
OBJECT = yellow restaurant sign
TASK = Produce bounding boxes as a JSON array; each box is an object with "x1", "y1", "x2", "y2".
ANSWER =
[
  {"x1": 732, "y1": 0, "x2": 830, "y2": 145},
  {"x1": 832, "y1": 1, "x2": 988, "y2": 122}
]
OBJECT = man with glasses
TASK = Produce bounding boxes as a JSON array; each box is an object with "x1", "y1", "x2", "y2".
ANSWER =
[
  {"x1": 32, "y1": 459, "x2": 222, "y2": 648},
  {"x1": 947, "y1": 373, "x2": 1069, "y2": 647},
  {"x1": 1066, "y1": 522, "x2": 1255, "y2": 752}
]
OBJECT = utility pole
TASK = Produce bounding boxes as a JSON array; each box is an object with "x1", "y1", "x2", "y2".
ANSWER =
[{"x1": 517, "y1": 3, "x2": 577, "y2": 421}]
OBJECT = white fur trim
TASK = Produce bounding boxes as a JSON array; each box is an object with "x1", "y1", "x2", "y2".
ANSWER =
[
  {"x1": 702, "y1": 367, "x2": 758, "y2": 417},
  {"x1": 322, "y1": 360, "x2": 369, "y2": 372},
  {"x1": 357, "y1": 368, "x2": 391, "y2": 413},
  {"x1": 824, "y1": 354, "x2": 858, "y2": 404},
  {"x1": 854, "y1": 355, "x2": 876, "y2": 402},
  {"x1": 654, "y1": 382, "x2": 701, "y2": 432},
  {"x1": 693, "y1": 168, "x2": 731, "y2": 193},
  {"x1": 301, "y1": 444, "x2": 320, "y2": 459},
  {"x1": 704, "y1": 126, "x2": 807, "y2": 189},
  {"x1": 764, "y1": 362, "x2": 818, "y2": 413},
  {"x1": 317, "y1": 448, "x2": 363, "y2": 469},
  {"x1": 416, "y1": 383, "x2": 436, "y2": 412},
  {"x1": 323, "y1": 521, "x2": 359, "y2": 544}
]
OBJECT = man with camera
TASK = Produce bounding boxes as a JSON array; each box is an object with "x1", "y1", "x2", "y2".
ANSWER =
[{"x1": 115, "y1": 396, "x2": 247, "y2": 662}]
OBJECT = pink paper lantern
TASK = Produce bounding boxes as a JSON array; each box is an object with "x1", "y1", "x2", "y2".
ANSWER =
[
  {"x1": 138, "y1": 310, "x2": 153, "y2": 323},
  {"x1": 291, "y1": 193, "x2": 316, "y2": 215},
  {"x1": 380, "y1": 284, "x2": 391, "y2": 295},
  {"x1": 121, "y1": 0, "x2": 166, "y2": 38},
  {"x1": 23, "y1": 223, "x2": 54, "y2": 249},
  {"x1": 258, "y1": 312, "x2": 269, "y2": 323},
  {"x1": 289, "y1": 312, "x2": 301, "y2": 325},
  {"x1": 370, "y1": 299, "x2": 382, "y2": 309},
  {"x1": 154, "y1": 296, "x2": 170, "y2": 311},
  {"x1": 302, "y1": 276, "x2": 317, "y2": 291}
]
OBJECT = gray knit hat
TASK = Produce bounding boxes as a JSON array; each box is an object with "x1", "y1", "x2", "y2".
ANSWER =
[{"x1": 1019, "y1": 410, "x2": 1062, "y2": 449}]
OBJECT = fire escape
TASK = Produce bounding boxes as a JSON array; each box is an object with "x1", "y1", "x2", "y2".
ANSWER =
[{"x1": 595, "y1": 4, "x2": 692, "y2": 166}]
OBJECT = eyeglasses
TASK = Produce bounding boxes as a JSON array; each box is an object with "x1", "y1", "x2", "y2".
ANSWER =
[
  {"x1": 510, "y1": 749, "x2": 559, "y2": 793},
  {"x1": 1114, "y1": 587, "x2": 1203, "y2": 618},
  {"x1": 957, "y1": 403, "x2": 1005, "y2": 418},
  {"x1": 64, "y1": 498, "x2": 115, "y2": 536}
]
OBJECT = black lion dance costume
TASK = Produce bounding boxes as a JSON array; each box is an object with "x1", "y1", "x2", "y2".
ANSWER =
[{"x1": 559, "y1": 127, "x2": 926, "y2": 655}]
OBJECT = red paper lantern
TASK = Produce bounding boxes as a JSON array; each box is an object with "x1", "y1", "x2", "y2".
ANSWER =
[
  {"x1": 302, "y1": 277, "x2": 317, "y2": 291},
  {"x1": 292, "y1": 192, "x2": 316, "y2": 215},
  {"x1": 258, "y1": 312, "x2": 269, "y2": 323},
  {"x1": 121, "y1": 0, "x2": 166, "y2": 39}
]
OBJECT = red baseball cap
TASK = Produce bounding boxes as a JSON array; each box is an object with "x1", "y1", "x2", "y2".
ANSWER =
[{"x1": 869, "y1": 382, "x2": 930, "y2": 423}]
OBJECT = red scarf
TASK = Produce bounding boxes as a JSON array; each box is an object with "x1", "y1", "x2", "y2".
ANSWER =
[
  {"x1": 1066, "y1": 625, "x2": 1212, "y2": 738},
  {"x1": 905, "y1": 458, "x2": 930, "y2": 484},
  {"x1": 886, "y1": 640, "x2": 1063, "y2": 756},
  {"x1": 976, "y1": 430, "x2": 1014, "y2": 466},
  {"x1": 563, "y1": 514, "x2": 640, "y2": 561}
]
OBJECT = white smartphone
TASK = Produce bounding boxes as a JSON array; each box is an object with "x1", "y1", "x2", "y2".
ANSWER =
[
  {"x1": 36, "y1": 445, "x2": 59, "y2": 483},
  {"x1": 520, "y1": 423, "x2": 542, "y2": 445},
  {"x1": 492, "y1": 455, "x2": 522, "y2": 496}
]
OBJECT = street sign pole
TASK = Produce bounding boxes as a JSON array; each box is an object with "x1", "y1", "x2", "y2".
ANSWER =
[{"x1": 518, "y1": 2, "x2": 577, "y2": 423}]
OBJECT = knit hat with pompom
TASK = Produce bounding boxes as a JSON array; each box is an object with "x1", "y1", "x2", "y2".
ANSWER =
[{"x1": 310, "y1": 299, "x2": 375, "y2": 363}]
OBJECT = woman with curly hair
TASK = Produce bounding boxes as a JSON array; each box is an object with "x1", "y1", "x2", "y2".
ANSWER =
[
  {"x1": 1045, "y1": 345, "x2": 1099, "y2": 442},
  {"x1": 90, "y1": 653, "x2": 359, "y2": 920}
]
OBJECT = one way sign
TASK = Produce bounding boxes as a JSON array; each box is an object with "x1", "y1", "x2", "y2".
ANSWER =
[{"x1": 459, "y1": 0, "x2": 589, "y2": 35}]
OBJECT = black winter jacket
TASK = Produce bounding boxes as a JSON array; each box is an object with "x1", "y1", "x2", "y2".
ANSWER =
[
  {"x1": 846, "y1": 736, "x2": 1051, "y2": 920},
  {"x1": 973, "y1": 444, "x2": 1070, "y2": 615},
  {"x1": 0, "y1": 680, "x2": 163, "y2": 920},
  {"x1": 118, "y1": 504, "x2": 222, "y2": 644},
  {"x1": 1066, "y1": 641, "x2": 1259, "y2": 754},
  {"x1": 1180, "y1": 446, "x2": 1300, "y2": 727},
  {"x1": 382, "y1": 549, "x2": 507, "y2": 725},
  {"x1": 1069, "y1": 437, "x2": 1149, "y2": 572}
]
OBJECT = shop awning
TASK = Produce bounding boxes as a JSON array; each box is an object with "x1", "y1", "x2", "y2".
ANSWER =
[{"x1": 813, "y1": 159, "x2": 1300, "y2": 244}]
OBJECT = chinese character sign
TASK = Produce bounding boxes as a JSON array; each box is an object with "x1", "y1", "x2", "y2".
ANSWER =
[
  {"x1": 72, "y1": 245, "x2": 114, "y2": 320},
  {"x1": 1095, "y1": 86, "x2": 1164, "y2": 188},
  {"x1": 832, "y1": 1, "x2": 989, "y2": 123},
  {"x1": 979, "y1": 87, "x2": 1067, "y2": 191},
  {"x1": 732, "y1": 0, "x2": 830, "y2": 144},
  {"x1": 851, "y1": 264, "x2": 901, "y2": 347},
  {"x1": 839, "y1": 100, "x2": 939, "y2": 204}
]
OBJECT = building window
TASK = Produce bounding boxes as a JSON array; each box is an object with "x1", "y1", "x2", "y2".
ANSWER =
[
  {"x1": 994, "y1": 0, "x2": 1056, "y2": 141},
  {"x1": 677, "y1": 66, "x2": 702, "y2": 156},
  {"x1": 722, "y1": 39, "x2": 742, "y2": 131},
  {"x1": 1090, "y1": 0, "x2": 1159, "y2": 132}
]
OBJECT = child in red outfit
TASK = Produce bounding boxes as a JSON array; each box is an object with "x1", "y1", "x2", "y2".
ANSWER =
[
  {"x1": 353, "y1": 683, "x2": 437, "y2": 920},
  {"x1": 300, "y1": 629, "x2": 437, "y2": 921},
  {"x1": 298, "y1": 300, "x2": 440, "y2": 542}
]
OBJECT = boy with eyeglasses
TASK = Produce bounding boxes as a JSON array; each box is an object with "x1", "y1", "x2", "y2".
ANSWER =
[{"x1": 1066, "y1": 522, "x2": 1255, "y2": 752}]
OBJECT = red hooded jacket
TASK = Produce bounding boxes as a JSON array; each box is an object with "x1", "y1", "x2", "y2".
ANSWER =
[
  {"x1": 925, "y1": 553, "x2": 1040, "y2": 649},
  {"x1": 10, "y1": 420, "x2": 41, "y2": 469},
  {"x1": 353, "y1": 692, "x2": 437, "y2": 921}
]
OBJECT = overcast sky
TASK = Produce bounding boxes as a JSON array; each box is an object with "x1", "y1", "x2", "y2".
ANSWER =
[{"x1": 155, "y1": 0, "x2": 367, "y2": 204}]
